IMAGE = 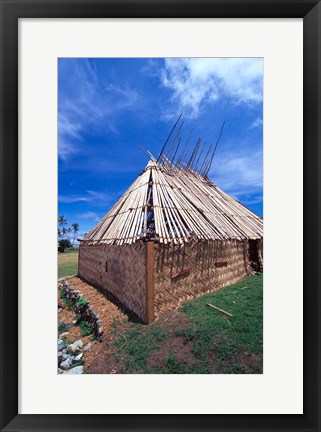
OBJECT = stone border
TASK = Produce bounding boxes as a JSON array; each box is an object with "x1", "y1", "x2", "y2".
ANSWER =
[{"x1": 59, "y1": 280, "x2": 103, "y2": 341}]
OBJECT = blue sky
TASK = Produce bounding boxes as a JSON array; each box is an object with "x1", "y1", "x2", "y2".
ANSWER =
[{"x1": 58, "y1": 58, "x2": 263, "y2": 238}]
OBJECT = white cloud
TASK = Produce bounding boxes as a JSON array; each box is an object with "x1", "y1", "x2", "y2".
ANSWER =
[
  {"x1": 105, "y1": 84, "x2": 139, "y2": 110},
  {"x1": 59, "y1": 190, "x2": 110, "y2": 204},
  {"x1": 159, "y1": 58, "x2": 263, "y2": 119},
  {"x1": 59, "y1": 113, "x2": 82, "y2": 139},
  {"x1": 59, "y1": 59, "x2": 140, "y2": 160},
  {"x1": 86, "y1": 190, "x2": 110, "y2": 201},
  {"x1": 58, "y1": 195, "x2": 89, "y2": 204},
  {"x1": 250, "y1": 117, "x2": 263, "y2": 129},
  {"x1": 209, "y1": 150, "x2": 263, "y2": 201},
  {"x1": 58, "y1": 138, "x2": 77, "y2": 160},
  {"x1": 240, "y1": 194, "x2": 263, "y2": 206},
  {"x1": 58, "y1": 113, "x2": 82, "y2": 160},
  {"x1": 78, "y1": 211, "x2": 100, "y2": 222}
]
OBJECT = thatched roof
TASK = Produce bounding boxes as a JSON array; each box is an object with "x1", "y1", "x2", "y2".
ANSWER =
[{"x1": 82, "y1": 160, "x2": 263, "y2": 245}]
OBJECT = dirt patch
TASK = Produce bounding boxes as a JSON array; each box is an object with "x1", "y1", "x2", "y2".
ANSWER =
[
  {"x1": 58, "y1": 304, "x2": 74, "y2": 329},
  {"x1": 148, "y1": 336, "x2": 196, "y2": 368},
  {"x1": 85, "y1": 340, "x2": 125, "y2": 374},
  {"x1": 84, "y1": 321, "x2": 132, "y2": 374},
  {"x1": 63, "y1": 276, "x2": 128, "y2": 373},
  {"x1": 66, "y1": 276, "x2": 127, "y2": 331},
  {"x1": 85, "y1": 311, "x2": 197, "y2": 374},
  {"x1": 158, "y1": 310, "x2": 195, "y2": 334},
  {"x1": 236, "y1": 350, "x2": 262, "y2": 373}
]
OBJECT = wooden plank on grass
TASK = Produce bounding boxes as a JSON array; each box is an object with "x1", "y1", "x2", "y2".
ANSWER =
[{"x1": 207, "y1": 303, "x2": 234, "y2": 317}]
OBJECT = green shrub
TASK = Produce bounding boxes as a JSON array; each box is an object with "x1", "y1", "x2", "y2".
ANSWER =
[
  {"x1": 79, "y1": 320, "x2": 93, "y2": 336},
  {"x1": 75, "y1": 297, "x2": 89, "y2": 307},
  {"x1": 59, "y1": 290, "x2": 73, "y2": 310},
  {"x1": 59, "y1": 239, "x2": 72, "y2": 249}
]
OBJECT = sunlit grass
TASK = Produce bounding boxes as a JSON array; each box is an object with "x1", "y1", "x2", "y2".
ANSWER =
[{"x1": 58, "y1": 250, "x2": 79, "y2": 277}]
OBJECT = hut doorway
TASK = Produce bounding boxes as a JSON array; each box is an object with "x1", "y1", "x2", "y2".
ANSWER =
[{"x1": 248, "y1": 239, "x2": 263, "y2": 273}]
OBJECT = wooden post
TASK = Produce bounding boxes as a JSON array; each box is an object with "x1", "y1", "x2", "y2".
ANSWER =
[{"x1": 145, "y1": 241, "x2": 155, "y2": 324}]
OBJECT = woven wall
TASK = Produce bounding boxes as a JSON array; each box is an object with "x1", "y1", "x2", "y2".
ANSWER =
[
  {"x1": 153, "y1": 239, "x2": 248, "y2": 319},
  {"x1": 78, "y1": 242, "x2": 147, "y2": 322},
  {"x1": 79, "y1": 239, "x2": 261, "y2": 323}
]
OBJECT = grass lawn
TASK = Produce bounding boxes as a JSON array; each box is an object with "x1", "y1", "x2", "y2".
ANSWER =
[
  {"x1": 110, "y1": 274, "x2": 263, "y2": 374},
  {"x1": 58, "y1": 249, "x2": 79, "y2": 277}
]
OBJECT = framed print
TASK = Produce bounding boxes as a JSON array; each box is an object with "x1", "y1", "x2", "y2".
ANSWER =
[{"x1": 1, "y1": 1, "x2": 320, "y2": 431}]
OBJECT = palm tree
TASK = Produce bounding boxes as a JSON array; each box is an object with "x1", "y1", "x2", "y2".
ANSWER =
[
  {"x1": 58, "y1": 215, "x2": 68, "y2": 231},
  {"x1": 58, "y1": 215, "x2": 68, "y2": 242},
  {"x1": 71, "y1": 223, "x2": 79, "y2": 247},
  {"x1": 65, "y1": 227, "x2": 72, "y2": 242}
]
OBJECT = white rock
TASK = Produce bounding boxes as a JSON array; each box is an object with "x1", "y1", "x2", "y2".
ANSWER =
[
  {"x1": 61, "y1": 353, "x2": 71, "y2": 362},
  {"x1": 67, "y1": 344, "x2": 79, "y2": 354},
  {"x1": 59, "y1": 332, "x2": 70, "y2": 339},
  {"x1": 73, "y1": 340, "x2": 84, "y2": 348},
  {"x1": 58, "y1": 339, "x2": 66, "y2": 351},
  {"x1": 60, "y1": 357, "x2": 73, "y2": 370},
  {"x1": 83, "y1": 342, "x2": 93, "y2": 352},
  {"x1": 73, "y1": 353, "x2": 83, "y2": 362},
  {"x1": 58, "y1": 352, "x2": 63, "y2": 364},
  {"x1": 63, "y1": 366, "x2": 84, "y2": 375}
]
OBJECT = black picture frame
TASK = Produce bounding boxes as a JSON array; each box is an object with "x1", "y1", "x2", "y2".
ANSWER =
[{"x1": 1, "y1": 1, "x2": 320, "y2": 431}]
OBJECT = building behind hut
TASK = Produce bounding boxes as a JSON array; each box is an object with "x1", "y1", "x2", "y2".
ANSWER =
[{"x1": 79, "y1": 157, "x2": 263, "y2": 324}]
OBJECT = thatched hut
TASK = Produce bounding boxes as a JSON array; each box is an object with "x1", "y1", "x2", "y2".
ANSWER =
[{"x1": 79, "y1": 155, "x2": 263, "y2": 324}]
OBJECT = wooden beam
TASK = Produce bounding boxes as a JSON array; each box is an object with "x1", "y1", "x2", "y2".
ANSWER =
[
  {"x1": 171, "y1": 267, "x2": 191, "y2": 279},
  {"x1": 215, "y1": 260, "x2": 228, "y2": 268},
  {"x1": 145, "y1": 241, "x2": 155, "y2": 324}
]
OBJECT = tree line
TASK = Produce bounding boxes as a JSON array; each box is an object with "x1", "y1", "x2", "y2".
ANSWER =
[{"x1": 58, "y1": 215, "x2": 79, "y2": 250}]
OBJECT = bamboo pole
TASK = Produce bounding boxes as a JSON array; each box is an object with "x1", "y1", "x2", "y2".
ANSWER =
[
  {"x1": 206, "y1": 303, "x2": 233, "y2": 317},
  {"x1": 157, "y1": 113, "x2": 182, "y2": 163}
]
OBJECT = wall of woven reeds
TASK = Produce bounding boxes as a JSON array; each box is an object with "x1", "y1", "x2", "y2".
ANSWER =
[
  {"x1": 78, "y1": 242, "x2": 147, "y2": 322},
  {"x1": 153, "y1": 239, "x2": 248, "y2": 319},
  {"x1": 79, "y1": 238, "x2": 262, "y2": 323}
]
